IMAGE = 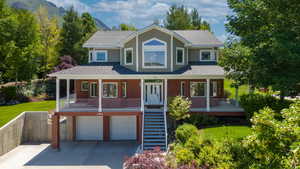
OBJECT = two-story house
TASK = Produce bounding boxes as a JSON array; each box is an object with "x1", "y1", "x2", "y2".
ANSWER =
[{"x1": 49, "y1": 24, "x2": 243, "y2": 151}]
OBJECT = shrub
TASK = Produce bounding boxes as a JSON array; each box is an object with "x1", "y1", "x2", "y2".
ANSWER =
[
  {"x1": 0, "y1": 86, "x2": 18, "y2": 102},
  {"x1": 124, "y1": 147, "x2": 168, "y2": 169},
  {"x1": 184, "y1": 114, "x2": 218, "y2": 127},
  {"x1": 175, "y1": 124, "x2": 198, "y2": 144},
  {"x1": 168, "y1": 96, "x2": 191, "y2": 121},
  {"x1": 173, "y1": 144, "x2": 196, "y2": 166},
  {"x1": 239, "y1": 93, "x2": 293, "y2": 121}
]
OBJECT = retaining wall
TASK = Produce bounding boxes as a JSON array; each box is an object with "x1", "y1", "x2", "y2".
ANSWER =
[{"x1": 0, "y1": 111, "x2": 51, "y2": 156}]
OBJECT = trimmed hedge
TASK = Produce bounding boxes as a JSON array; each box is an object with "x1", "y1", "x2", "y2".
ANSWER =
[
  {"x1": 175, "y1": 123, "x2": 198, "y2": 144},
  {"x1": 239, "y1": 93, "x2": 293, "y2": 121}
]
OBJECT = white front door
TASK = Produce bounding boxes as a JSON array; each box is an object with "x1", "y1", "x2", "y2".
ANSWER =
[
  {"x1": 76, "y1": 116, "x2": 103, "y2": 140},
  {"x1": 145, "y1": 83, "x2": 163, "y2": 105},
  {"x1": 110, "y1": 116, "x2": 136, "y2": 140}
]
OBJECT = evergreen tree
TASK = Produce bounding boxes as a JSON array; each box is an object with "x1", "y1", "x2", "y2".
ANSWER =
[
  {"x1": 119, "y1": 23, "x2": 137, "y2": 31},
  {"x1": 81, "y1": 12, "x2": 97, "y2": 39},
  {"x1": 164, "y1": 5, "x2": 191, "y2": 30}
]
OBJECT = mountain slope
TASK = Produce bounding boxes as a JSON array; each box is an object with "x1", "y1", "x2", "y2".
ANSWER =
[{"x1": 7, "y1": 0, "x2": 110, "y2": 30}]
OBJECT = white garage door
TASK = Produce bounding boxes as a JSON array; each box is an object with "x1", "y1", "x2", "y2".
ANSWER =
[
  {"x1": 110, "y1": 116, "x2": 136, "y2": 140},
  {"x1": 76, "y1": 116, "x2": 103, "y2": 140}
]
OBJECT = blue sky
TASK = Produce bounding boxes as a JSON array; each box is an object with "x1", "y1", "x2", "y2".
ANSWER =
[{"x1": 47, "y1": 0, "x2": 230, "y2": 42}]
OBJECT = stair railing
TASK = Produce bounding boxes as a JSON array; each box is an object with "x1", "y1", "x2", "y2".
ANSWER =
[
  {"x1": 141, "y1": 110, "x2": 144, "y2": 151},
  {"x1": 163, "y1": 109, "x2": 168, "y2": 150}
]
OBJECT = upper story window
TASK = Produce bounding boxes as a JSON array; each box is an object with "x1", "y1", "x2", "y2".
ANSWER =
[
  {"x1": 143, "y1": 38, "x2": 167, "y2": 68},
  {"x1": 176, "y1": 47, "x2": 185, "y2": 65},
  {"x1": 200, "y1": 50, "x2": 216, "y2": 61},
  {"x1": 95, "y1": 50, "x2": 108, "y2": 62},
  {"x1": 124, "y1": 48, "x2": 133, "y2": 65}
]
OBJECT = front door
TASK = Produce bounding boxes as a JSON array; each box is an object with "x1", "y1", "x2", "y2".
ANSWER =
[{"x1": 145, "y1": 83, "x2": 163, "y2": 105}]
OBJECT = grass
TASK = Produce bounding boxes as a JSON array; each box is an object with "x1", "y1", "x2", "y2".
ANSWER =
[
  {"x1": 0, "y1": 101, "x2": 56, "y2": 127},
  {"x1": 200, "y1": 125, "x2": 251, "y2": 141},
  {"x1": 224, "y1": 79, "x2": 249, "y2": 99}
]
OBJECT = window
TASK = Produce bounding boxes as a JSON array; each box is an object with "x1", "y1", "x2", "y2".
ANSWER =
[
  {"x1": 180, "y1": 81, "x2": 186, "y2": 96},
  {"x1": 121, "y1": 82, "x2": 127, "y2": 98},
  {"x1": 90, "y1": 82, "x2": 97, "y2": 97},
  {"x1": 103, "y1": 82, "x2": 118, "y2": 98},
  {"x1": 200, "y1": 50, "x2": 216, "y2": 61},
  {"x1": 210, "y1": 81, "x2": 218, "y2": 97},
  {"x1": 95, "y1": 50, "x2": 107, "y2": 62},
  {"x1": 81, "y1": 81, "x2": 89, "y2": 91},
  {"x1": 124, "y1": 48, "x2": 133, "y2": 65},
  {"x1": 143, "y1": 38, "x2": 167, "y2": 68},
  {"x1": 190, "y1": 82, "x2": 206, "y2": 97},
  {"x1": 176, "y1": 48, "x2": 184, "y2": 65},
  {"x1": 89, "y1": 51, "x2": 93, "y2": 62}
]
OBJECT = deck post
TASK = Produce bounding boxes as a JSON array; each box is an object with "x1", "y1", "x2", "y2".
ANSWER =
[
  {"x1": 164, "y1": 79, "x2": 168, "y2": 112},
  {"x1": 141, "y1": 79, "x2": 144, "y2": 112},
  {"x1": 56, "y1": 78, "x2": 60, "y2": 112},
  {"x1": 98, "y1": 79, "x2": 102, "y2": 112},
  {"x1": 66, "y1": 79, "x2": 70, "y2": 107},
  {"x1": 206, "y1": 79, "x2": 210, "y2": 112}
]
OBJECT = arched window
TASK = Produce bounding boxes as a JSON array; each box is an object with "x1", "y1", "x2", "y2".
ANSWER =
[{"x1": 142, "y1": 38, "x2": 167, "y2": 68}]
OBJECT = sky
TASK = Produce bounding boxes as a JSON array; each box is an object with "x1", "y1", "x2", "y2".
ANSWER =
[{"x1": 47, "y1": 0, "x2": 230, "y2": 42}]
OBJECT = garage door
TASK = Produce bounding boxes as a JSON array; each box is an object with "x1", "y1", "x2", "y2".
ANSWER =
[
  {"x1": 110, "y1": 116, "x2": 136, "y2": 140},
  {"x1": 76, "y1": 116, "x2": 103, "y2": 140}
]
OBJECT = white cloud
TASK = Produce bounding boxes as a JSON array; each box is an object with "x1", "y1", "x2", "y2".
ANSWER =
[{"x1": 46, "y1": 0, "x2": 91, "y2": 14}]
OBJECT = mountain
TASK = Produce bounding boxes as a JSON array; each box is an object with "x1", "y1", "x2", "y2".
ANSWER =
[{"x1": 7, "y1": 0, "x2": 110, "y2": 30}]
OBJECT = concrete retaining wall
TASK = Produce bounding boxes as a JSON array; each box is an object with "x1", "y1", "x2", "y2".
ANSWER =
[{"x1": 0, "y1": 111, "x2": 50, "y2": 156}]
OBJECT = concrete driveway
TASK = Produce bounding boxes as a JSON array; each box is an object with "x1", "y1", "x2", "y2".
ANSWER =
[{"x1": 0, "y1": 141, "x2": 139, "y2": 169}]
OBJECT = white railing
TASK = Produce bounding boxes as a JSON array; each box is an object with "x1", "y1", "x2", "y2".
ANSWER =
[
  {"x1": 163, "y1": 109, "x2": 168, "y2": 150},
  {"x1": 141, "y1": 110, "x2": 144, "y2": 151}
]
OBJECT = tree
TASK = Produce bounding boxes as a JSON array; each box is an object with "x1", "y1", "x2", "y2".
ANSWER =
[
  {"x1": 168, "y1": 96, "x2": 191, "y2": 121},
  {"x1": 3, "y1": 9, "x2": 40, "y2": 82},
  {"x1": 226, "y1": 0, "x2": 300, "y2": 99},
  {"x1": 81, "y1": 12, "x2": 97, "y2": 39},
  {"x1": 35, "y1": 6, "x2": 60, "y2": 78},
  {"x1": 60, "y1": 7, "x2": 83, "y2": 63},
  {"x1": 164, "y1": 5, "x2": 211, "y2": 31},
  {"x1": 164, "y1": 5, "x2": 191, "y2": 30},
  {"x1": 119, "y1": 23, "x2": 137, "y2": 31}
]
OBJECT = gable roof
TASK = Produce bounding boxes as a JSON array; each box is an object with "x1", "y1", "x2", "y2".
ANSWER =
[{"x1": 83, "y1": 25, "x2": 223, "y2": 48}]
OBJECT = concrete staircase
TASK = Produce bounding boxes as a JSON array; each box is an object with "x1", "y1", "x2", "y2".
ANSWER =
[{"x1": 143, "y1": 111, "x2": 166, "y2": 151}]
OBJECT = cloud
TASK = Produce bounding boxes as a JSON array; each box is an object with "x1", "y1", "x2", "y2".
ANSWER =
[
  {"x1": 93, "y1": 0, "x2": 229, "y2": 28},
  {"x1": 46, "y1": 0, "x2": 91, "y2": 14}
]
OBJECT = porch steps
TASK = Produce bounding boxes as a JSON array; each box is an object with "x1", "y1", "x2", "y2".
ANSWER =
[{"x1": 143, "y1": 111, "x2": 166, "y2": 151}]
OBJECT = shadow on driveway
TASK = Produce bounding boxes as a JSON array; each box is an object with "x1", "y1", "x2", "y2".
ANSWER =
[{"x1": 25, "y1": 141, "x2": 139, "y2": 169}]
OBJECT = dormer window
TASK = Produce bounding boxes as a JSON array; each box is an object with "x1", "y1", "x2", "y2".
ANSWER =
[
  {"x1": 200, "y1": 50, "x2": 216, "y2": 61},
  {"x1": 142, "y1": 38, "x2": 167, "y2": 68},
  {"x1": 95, "y1": 50, "x2": 107, "y2": 62}
]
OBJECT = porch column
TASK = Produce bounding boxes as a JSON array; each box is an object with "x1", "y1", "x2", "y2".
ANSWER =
[
  {"x1": 66, "y1": 79, "x2": 70, "y2": 107},
  {"x1": 140, "y1": 79, "x2": 144, "y2": 112},
  {"x1": 206, "y1": 79, "x2": 210, "y2": 112},
  {"x1": 56, "y1": 78, "x2": 60, "y2": 112},
  {"x1": 164, "y1": 79, "x2": 168, "y2": 112},
  {"x1": 51, "y1": 114, "x2": 60, "y2": 149},
  {"x1": 98, "y1": 79, "x2": 102, "y2": 112}
]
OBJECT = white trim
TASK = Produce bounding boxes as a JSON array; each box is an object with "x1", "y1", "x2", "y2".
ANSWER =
[
  {"x1": 164, "y1": 79, "x2": 168, "y2": 112},
  {"x1": 94, "y1": 50, "x2": 108, "y2": 62},
  {"x1": 140, "y1": 79, "x2": 144, "y2": 112},
  {"x1": 80, "y1": 81, "x2": 89, "y2": 91},
  {"x1": 171, "y1": 35, "x2": 173, "y2": 72},
  {"x1": 102, "y1": 82, "x2": 118, "y2": 98},
  {"x1": 89, "y1": 82, "x2": 97, "y2": 97},
  {"x1": 142, "y1": 38, "x2": 167, "y2": 69},
  {"x1": 186, "y1": 47, "x2": 189, "y2": 64},
  {"x1": 120, "y1": 25, "x2": 190, "y2": 46},
  {"x1": 124, "y1": 48, "x2": 133, "y2": 65},
  {"x1": 56, "y1": 78, "x2": 60, "y2": 112},
  {"x1": 186, "y1": 44, "x2": 223, "y2": 48},
  {"x1": 98, "y1": 79, "x2": 102, "y2": 112},
  {"x1": 176, "y1": 47, "x2": 185, "y2": 65},
  {"x1": 136, "y1": 33, "x2": 139, "y2": 71},
  {"x1": 88, "y1": 50, "x2": 93, "y2": 63},
  {"x1": 199, "y1": 49, "x2": 216, "y2": 62},
  {"x1": 190, "y1": 81, "x2": 207, "y2": 97},
  {"x1": 206, "y1": 79, "x2": 210, "y2": 111}
]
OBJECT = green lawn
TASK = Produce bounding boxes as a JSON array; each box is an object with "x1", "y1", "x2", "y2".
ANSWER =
[
  {"x1": 200, "y1": 126, "x2": 251, "y2": 141},
  {"x1": 0, "y1": 101, "x2": 56, "y2": 127},
  {"x1": 224, "y1": 79, "x2": 249, "y2": 99}
]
